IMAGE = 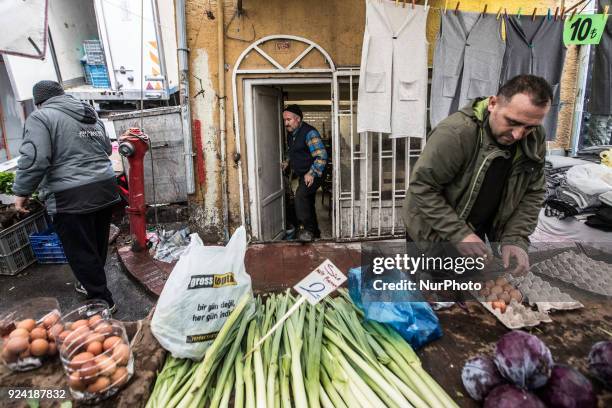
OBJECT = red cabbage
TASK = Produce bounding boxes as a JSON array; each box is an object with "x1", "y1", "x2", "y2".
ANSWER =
[
  {"x1": 484, "y1": 384, "x2": 545, "y2": 408},
  {"x1": 538, "y1": 365, "x2": 596, "y2": 408},
  {"x1": 461, "y1": 355, "x2": 504, "y2": 401},
  {"x1": 588, "y1": 340, "x2": 612, "y2": 389},
  {"x1": 494, "y1": 330, "x2": 553, "y2": 389}
]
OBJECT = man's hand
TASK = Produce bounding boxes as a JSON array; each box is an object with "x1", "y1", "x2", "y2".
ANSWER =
[
  {"x1": 15, "y1": 196, "x2": 30, "y2": 214},
  {"x1": 501, "y1": 245, "x2": 529, "y2": 276},
  {"x1": 304, "y1": 172, "x2": 315, "y2": 187},
  {"x1": 456, "y1": 233, "x2": 492, "y2": 262},
  {"x1": 281, "y1": 161, "x2": 289, "y2": 171}
]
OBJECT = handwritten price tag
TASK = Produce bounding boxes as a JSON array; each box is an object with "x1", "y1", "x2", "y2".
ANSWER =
[
  {"x1": 294, "y1": 260, "x2": 347, "y2": 305},
  {"x1": 563, "y1": 14, "x2": 609, "y2": 45}
]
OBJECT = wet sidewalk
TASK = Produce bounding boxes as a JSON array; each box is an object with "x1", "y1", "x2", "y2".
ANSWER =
[{"x1": 118, "y1": 241, "x2": 363, "y2": 296}]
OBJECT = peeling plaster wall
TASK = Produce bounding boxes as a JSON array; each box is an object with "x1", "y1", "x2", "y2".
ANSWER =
[{"x1": 186, "y1": 0, "x2": 579, "y2": 241}]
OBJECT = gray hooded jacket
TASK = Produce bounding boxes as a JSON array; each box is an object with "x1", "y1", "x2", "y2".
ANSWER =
[{"x1": 13, "y1": 94, "x2": 119, "y2": 214}]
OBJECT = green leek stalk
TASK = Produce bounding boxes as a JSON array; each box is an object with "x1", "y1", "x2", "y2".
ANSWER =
[
  {"x1": 244, "y1": 321, "x2": 256, "y2": 408},
  {"x1": 318, "y1": 385, "x2": 335, "y2": 408},
  {"x1": 306, "y1": 306, "x2": 324, "y2": 408},
  {"x1": 324, "y1": 330, "x2": 412, "y2": 408},
  {"x1": 286, "y1": 317, "x2": 308, "y2": 408},
  {"x1": 253, "y1": 326, "x2": 268, "y2": 408},
  {"x1": 267, "y1": 293, "x2": 289, "y2": 408},
  {"x1": 319, "y1": 368, "x2": 348, "y2": 408},
  {"x1": 219, "y1": 367, "x2": 235, "y2": 408},
  {"x1": 234, "y1": 350, "x2": 245, "y2": 408},
  {"x1": 279, "y1": 353, "x2": 292, "y2": 408}
]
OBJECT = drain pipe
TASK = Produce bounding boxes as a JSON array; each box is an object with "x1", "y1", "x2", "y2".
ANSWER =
[
  {"x1": 176, "y1": 0, "x2": 195, "y2": 194},
  {"x1": 218, "y1": 0, "x2": 230, "y2": 240}
]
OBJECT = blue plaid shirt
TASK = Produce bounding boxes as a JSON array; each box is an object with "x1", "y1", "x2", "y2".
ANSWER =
[{"x1": 289, "y1": 125, "x2": 328, "y2": 177}]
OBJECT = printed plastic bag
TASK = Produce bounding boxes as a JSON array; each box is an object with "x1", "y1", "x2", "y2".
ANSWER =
[
  {"x1": 348, "y1": 266, "x2": 442, "y2": 349},
  {"x1": 151, "y1": 226, "x2": 253, "y2": 359}
]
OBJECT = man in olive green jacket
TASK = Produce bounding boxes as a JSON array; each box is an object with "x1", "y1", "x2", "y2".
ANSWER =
[{"x1": 404, "y1": 75, "x2": 552, "y2": 274}]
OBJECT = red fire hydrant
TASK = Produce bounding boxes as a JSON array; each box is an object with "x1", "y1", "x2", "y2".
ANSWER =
[{"x1": 118, "y1": 128, "x2": 149, "y2": 252}]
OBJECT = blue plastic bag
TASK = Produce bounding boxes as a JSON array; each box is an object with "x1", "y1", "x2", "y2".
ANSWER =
[{"x1": 348, "y1": 266, "x2": 442, "y2": 349}]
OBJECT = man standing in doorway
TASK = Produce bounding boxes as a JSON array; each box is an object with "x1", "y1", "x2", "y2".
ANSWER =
[
  {"x1": 282, "y1": 105, "x2": 328, "y2": 241},
  {"x1": 404, "y1": 75, "x2": 552, "y2": 275},
  {"x1": 13, "y1": 80, "x2": 120, "y2": 312}
]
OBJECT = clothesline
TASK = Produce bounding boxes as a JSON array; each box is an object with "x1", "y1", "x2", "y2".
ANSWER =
[{"x1": 382, "y1": 0, "x2": 607, "y2": 22}]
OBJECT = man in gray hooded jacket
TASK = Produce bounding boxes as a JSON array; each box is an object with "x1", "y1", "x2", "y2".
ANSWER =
[{"x1": 13, "y1": 80, "x2": 120, "y2": 311}]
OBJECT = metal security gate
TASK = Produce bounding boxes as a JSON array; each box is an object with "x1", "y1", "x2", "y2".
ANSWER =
[{"x1": 332, "y1": 70, "x2": 424, "y2": 240}]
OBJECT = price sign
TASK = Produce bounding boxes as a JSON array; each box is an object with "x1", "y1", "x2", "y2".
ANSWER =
[
  {"x1": 294, "y1": 260, "x2": 347, "y2": 305},
  {"x1": 563, "y1": 14, "x2": 609, "y2": 45}
]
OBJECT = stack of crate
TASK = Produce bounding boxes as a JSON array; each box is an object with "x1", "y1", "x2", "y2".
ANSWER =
[{"x1": 83, "y1": 40, "x2": 110, "y2": 88}]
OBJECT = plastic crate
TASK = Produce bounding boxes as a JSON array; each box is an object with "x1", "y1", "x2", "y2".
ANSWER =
[
  {"x1": 85, "y1": 64, "x2": 110, "y2": 88},
  {"x1": 0, "y1": 211, "x2": 48, "y2": 275},
  {"x1": 29, "y1": 229, "x2": 68, "y2": 264},
  {"x1": 83, "y1": 40, "x2": 105, "y2": 65}
]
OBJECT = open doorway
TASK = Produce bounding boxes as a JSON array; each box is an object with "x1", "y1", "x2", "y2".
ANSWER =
[{"x1": 245, "y1": 79, "x2": 333, "y2": 242}]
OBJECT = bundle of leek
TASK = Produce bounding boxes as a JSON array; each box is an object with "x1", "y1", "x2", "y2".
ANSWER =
[{"x1": 146, "y1": 290, "x2": 457, "y2": 408}]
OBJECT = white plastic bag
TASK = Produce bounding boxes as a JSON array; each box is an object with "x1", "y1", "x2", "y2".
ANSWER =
[{"x1": 151, "y1": 226, "x2": 252, "y2": 359}]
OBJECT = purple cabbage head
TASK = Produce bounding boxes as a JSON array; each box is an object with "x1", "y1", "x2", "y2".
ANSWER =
[
  {"x1": 461, "y1": 355, "x2": 505, "y2": 401},
  {"x1": 484, "y1": 384, "x2": 546, "y2": 408},
  {"x1": 538, "y1": 365, "x2": 596, "y2": 408},
  {"x1": 588, "y1": 340, "x2": 612, "y2": 389},
  {"x1": 494, "y1": 330, "x2": 553, "y2": 389}
]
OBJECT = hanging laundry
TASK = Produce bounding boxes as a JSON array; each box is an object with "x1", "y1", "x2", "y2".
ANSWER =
[
  {"x1": 430, "y1": 11, "x2": 505, "y2": 128},
  {"x1": 357, "y1": 0, "x2": 429, "y2": 138},
  {"x1": 500, "y1": 15, "x2": 566, "y2": 141},
  {"x1": 589, "y1": 0, "x2": 612, "y2": 116}
]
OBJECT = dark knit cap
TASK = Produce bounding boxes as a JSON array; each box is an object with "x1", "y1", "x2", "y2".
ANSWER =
[
  {"x1": 32, "y1": 80, "x2": 65, "y2": 105},
  {"x1": 283, "y1": 104, "x2": 303, "y2": 119}
]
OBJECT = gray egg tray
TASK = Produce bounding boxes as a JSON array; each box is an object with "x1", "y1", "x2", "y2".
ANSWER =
[
  {"x1": 506, "y1": 272, "x2": 583, "y2": 313},
  {"x1": 531, "y1": 251, "x2": 612, "y2": 297}
]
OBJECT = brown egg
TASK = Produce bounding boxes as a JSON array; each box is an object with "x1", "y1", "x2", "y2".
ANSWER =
[
  {"x1": 57, "y1": 330, "x2": 72, "y2": 342},
  {"x1": 79, "y1": 360, "x2": 99, "y2": 380},
  {"x1": 492, "y1": 300, "x2": 507, "y2": 313},
  {"x1": 65, "y1": 326, "x2": 91, "y2": 346},
  {"x1": 93, "y1": 322, "x2": 112, "y2": 336},
  {"x1": 486, "y1": 294, "x2": 498, "y2": 302},
  {"x1": 6, "y1": 336, "x2": 29, "y2": 354},
  {"x1": 86, "y1": 376, "x2": 111, "y2": 394},
  {"x1": 95, "y1": 354, "x2": 117, "y2": 376},
  {"x1": 87, "y1": 341, "x2": 103, "y2": 356},
  {"x1": 2, "y1": 346, "x2": 17, "y2": 363},
  {"x1": 71, "y1": 319, "x2": 89, "y2": 330},
  {"x1": 69, "y1": 352, "x2": 95, "y2": 370},
  {"x1": 88, "y1": 315, "x2": 103, "y2": 327},
  {"x1": 103, "y1": 336, "x2": 122, "y2": 351},
  {"x1": 30, "y1": 327, "x2": 47, "y2": 341},
  {"x1": 502, "y1": 283, "x2": 514, "y2": 293},
  {"x1": 9, "y1": 328, "x2": 30, "y2": 338},
  {"x1": 111, "y1": 367, "x2": 129, "y2": 387},
  {"x1": 42, "y1": 311, "x2": 60, "y2": 329},
  {"x1": 490, "y1": 285, "x2": 503, "y2": 295},
  {"x1": 495, "y1": 277, "x2": 508, "y2": 286},
  {"x1": 479, "y1": 287, "x2": 491, "y2": 297},
  {"x1": 111, "y1": 344, "x2": 130, "y2": 365},
  {"x1": 499, "y1": 293, "x2": 511, "y2": 304},
  {"x1": 68, "y1": 372, "x2": 86, "y2": 391},
  {"x1": 510, "y1": 289, "x2": 523, "y2": 302},
  {"x1": 86, "y1": 332, "x2": 105, "y2": 344},
  {"x1": 47, "y1": 341, "x2": 58, "y2": 356},
  {"x1": 30, "y1": 338, "x2": 49, "y2": 356},
  {"x1": 48, "y1": 323, "x2": 64, "y2": 340},
  {"x1": 16, "y1": 319, "x2": 36, "y2": 332},
  {"x1": 485, "y1": 280, "x2": 495, "y2": 289}
]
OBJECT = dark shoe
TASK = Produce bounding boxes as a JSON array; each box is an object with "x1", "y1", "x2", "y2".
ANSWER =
[
  {"x1": 74, "y1": 282, "x2": 88, "y2": 296},
  {"x1": 313, "y1": 229, "x2": 321, "y2": 239},
  {"x1": 298, "y1": 230, "x2": 314, "y2": 242}
]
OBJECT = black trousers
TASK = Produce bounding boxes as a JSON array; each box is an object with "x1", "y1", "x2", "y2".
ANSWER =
[
  {"x1": 295, "y1": 174, "x2": 323, "y2": 235},
  {"x1": 53, "y1": 206, "x2": 114, "y2": 306}
]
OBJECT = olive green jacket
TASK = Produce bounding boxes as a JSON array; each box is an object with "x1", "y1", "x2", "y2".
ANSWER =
[{"x1": 403, "y1": 97, "x2": 546, "y2": 252}]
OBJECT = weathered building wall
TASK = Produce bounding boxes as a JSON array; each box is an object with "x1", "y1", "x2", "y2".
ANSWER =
[{"x1": 186, "y1": 0, "x2": 578, "y2": 241}]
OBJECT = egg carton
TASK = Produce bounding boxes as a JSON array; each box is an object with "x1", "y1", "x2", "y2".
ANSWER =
[
  {"x1": 506, "y1": 272, "x2": 583, "y2": 313},
  {"x1": 531, "y1": 251, "x2": 612, "y2": 297},
  {"x1": 475, "y1": 297, "x2": 552, "y2": 330}
]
